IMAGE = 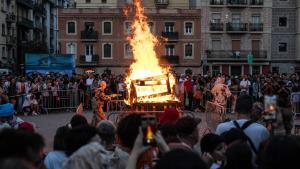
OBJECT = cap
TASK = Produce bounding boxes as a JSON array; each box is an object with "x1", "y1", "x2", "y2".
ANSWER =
[
  {"x1": 0, "y1": 103, "x2": 15, "y2": 117},
  {"x1": 159, "y1": 108, "x2": 180, "y2": 125},
  {"x1": 97, "y1": 120, "x2": 116, "y2": 136},
  {"x1": 18, "y1": 122, "x2": 35, "y2": 133}
]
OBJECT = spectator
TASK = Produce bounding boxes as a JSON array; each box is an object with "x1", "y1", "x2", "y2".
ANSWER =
[
  {"x1": 200, "y1": 133, "x2": 226, "y2": 169},
  {"x1": 223, "y1": 141, "x2": 253, "y2": 169},
  {"x1": 260, "y1": 136, "x2": 300, "y2": 169},
  {"x1": 175, "y1": 116, "x2": 201, "y2": 150},
  {"x1": 216, "y1": 95, "x2": 269, "y2": 161},
  {"x1": 44, "y1": 126, "x2": 69, "y2": 169},
  {"x1": 154, "y1": 149, "x2": 208, "y2": 169},
  {"x1": 69, "y1": 114, "x2": 88, "y2": 129},
  {"x1": 0, "y1": 129, "x2": 45, "y2": 169}
]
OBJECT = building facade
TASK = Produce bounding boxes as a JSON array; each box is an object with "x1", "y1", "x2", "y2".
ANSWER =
[
  {"x1": 0, "y1": 0, "x2": 60, "y2": 74},
  {"x1": 0, "y1": 0, "x2": 17, "y2": 71},
  {"x1": 58, "y1": 0, "x2": 202, "y2": 74},
  {"x1": 271, "y1": 0, "x2": 299, "y2": 74},
  {"x1": 198, "y1": 0, "x2": 272, "y2": 76}
]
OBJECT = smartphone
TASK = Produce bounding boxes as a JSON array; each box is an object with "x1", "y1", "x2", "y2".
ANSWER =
[
  {"x1": 264, "y1": 95, "x2": 277, "y2": 121},
  {"x1": 141, "y1": 114, "x2": 157, "y2": 146}
]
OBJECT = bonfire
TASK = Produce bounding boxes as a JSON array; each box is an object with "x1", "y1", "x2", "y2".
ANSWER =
[{"x1": 124, "y1": 0, "x2": 178, "y2": 105}]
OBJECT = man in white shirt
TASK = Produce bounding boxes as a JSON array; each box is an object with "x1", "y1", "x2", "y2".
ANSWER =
[
  {"x1": 216, "y1": 95, "x2": 269, "y2": 160},
  {"x1": 86, "y1": 74, "x2": 94, "y2": 87},
  {"x1": 239, "y1": 75, "x2": 251, "y2": 94}
]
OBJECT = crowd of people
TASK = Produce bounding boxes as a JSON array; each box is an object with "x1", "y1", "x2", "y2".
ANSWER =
[{"x1": 0, "y1": 93, "x2": 300, "y2": 169}]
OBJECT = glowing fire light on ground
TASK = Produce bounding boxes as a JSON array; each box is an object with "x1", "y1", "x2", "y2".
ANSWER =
[{"x1": 124, "y1": 0, "x2": 178, "y2": 105}]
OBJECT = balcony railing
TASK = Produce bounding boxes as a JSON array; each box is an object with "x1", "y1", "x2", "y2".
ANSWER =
[
  {"x1": 227, "y1": 0, "x2": 248, "y2": 6},
  {"x1": 249, "y1": 23, "x2": 263, "y2": 32},
  {"x1": 6, "y1": 35, "x2": 16, "y2": 46},
  {"x1": 79, "y1": 55, "x2": 99, "y2": 65},
  {"x1": 16, "y1": 0, "x2": 33, "y2": 9},
  {"x1": 161, "y1": 55, "x2": 179, "y2": 64},
  {"x1": 250, "y1": 0, "x2": 263, "y2": 5},
  {"x1": 80, "y1": 31, "x2": 98, "y2": 41},
  {"x1": 206, "y1": 50, "x2": 267, "y2": 60},
  {"x1": 210, "y1": 23, "x2": 224, "y2": 31},
  {"x1": 161, "y1": 32, "x2": 179, "y2": 41},
  {"x1": 17, "y1": 17, "x2": 34, "y2": 29},
  {"x1": 210, "y1": 0, "x2": 225, "y2": 5},
  {"x1": 6, "y1": 13, "x2": 16, "y2": 23},
  {"x1": 155, "y1": 0, "x2": 169, "y2": 8},
  {"x1": 226, "y1": 23, "x2": 248, "y2": 32}
]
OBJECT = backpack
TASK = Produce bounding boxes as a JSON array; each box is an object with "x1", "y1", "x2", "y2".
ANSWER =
[{"x1": 223, "y1": 120, "x2": 258, "y2": 154}]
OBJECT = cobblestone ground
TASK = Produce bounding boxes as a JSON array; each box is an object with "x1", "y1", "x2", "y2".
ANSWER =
[{"x1": 21, "y1": 110, "x2": 217, "y2": 152}]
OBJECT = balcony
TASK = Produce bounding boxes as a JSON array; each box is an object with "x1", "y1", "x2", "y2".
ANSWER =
[
  {"x1": 227, "y1": 0, "x2": 248, "y2": 7},
  {"x1": 206, "y1": 50, "x2": 267, "y2": 60},
  {"x1": 6, "y1": 13, "x2": 16, "y2": 23},
  {"x1": 155, "y1": 0, "x2": 169, "y2": 8},
  {"x1": 6, "y1": 35, "x2": 16, "y2": 46},
  {"x1": 160, "y1": 55, "x2": 179, "y2": 65},
  {"x1": 81, "y1": 31, "x2": 98, "y2": 42},
  {"x1": 210, "y1": 0, "x2": 225, "y2": 6},
  {"x1": 226, "y1": 23, "x2": 248, "y2": 33},
  {"x1": 16, "y1": 0, "x2": 33, "y2": 9},
  {"x1": 17, "y1": 17, "x2": 34, "y2": 29},
  {"x1": 79, "y1": 55, "x2": 99, "y2": 65},
  {"x1": 161, "y1": 32, "x2": 179, "y2": 42},
  {"x1": 210, "y1": 23, "x2": 224, "y2": 31},
  {"x1": 249, "y1": 23, "x2": 263, "y2": 32},
  {"x1": 250, "y1": 0, "x2": 263, "y2": 6}
]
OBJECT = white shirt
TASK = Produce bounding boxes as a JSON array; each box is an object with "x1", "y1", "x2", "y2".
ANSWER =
[
  {"x1": 86, "y1": 78, "x2": 94, "y2": 86},
  {"x1": 216, "y1": 119, "x2": 270, "y2": 152},
  {"x1": 240, "y1": 80, "x2": 251, "y2": 91}
]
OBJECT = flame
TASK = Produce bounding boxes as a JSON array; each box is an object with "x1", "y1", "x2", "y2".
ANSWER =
[
  {"x1": 146, "y1": 125, "x2": 153, "y2": 142},
  {"x1": 125, "y1": 0, "x2": 177, "y2": 105}
]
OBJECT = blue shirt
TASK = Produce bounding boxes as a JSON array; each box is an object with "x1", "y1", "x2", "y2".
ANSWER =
[{"x1": 44, "y1": 151, "x2": 68, "y2": 169}]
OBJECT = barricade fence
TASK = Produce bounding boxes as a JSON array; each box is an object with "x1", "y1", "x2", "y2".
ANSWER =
[{"x1": 7, "y1": 89, "x2": 242, "y2": 115}]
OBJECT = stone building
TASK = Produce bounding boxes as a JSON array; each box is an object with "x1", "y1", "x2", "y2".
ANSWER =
[
  {"x1": 271, "y1": 0, "x2": 299, "y2": 74},
  {"x1": 197, "y1": 0, "x2": 272, "y2": 76},
  {"x1": 58, "y1": 0, "x2": 202, "y2": 74}
]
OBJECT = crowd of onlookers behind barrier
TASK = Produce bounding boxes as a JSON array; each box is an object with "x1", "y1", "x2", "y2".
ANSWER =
[{"x1": 0, "y1": 71, "x2": 299, "y2": 115}]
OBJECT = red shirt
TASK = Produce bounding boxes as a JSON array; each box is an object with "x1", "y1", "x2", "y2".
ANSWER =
[{"x1": 184, "y1": 80, "x2": 193, "y2": 92}]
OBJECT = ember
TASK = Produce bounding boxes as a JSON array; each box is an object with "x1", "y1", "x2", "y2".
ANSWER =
[{"x1": 125, "y1": 0, "x2": 179, "y2": 106}]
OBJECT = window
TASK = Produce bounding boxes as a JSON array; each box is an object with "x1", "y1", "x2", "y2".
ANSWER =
[
  {"x1": 67, "y1": 21, "x2": 76, "y2": 34},
  {"x1": 85, "y1": 45, "x2": 93, "y2": 56},
  {"x1": 85, "y1": 22, "x2": 94, "y2": 31},
  {"x1": 211, "y1": 13, "x2": 221, "y2": 23},
  {"x1": 1, "y1": 24, "x2": 5, "y2": 36},
  {"x1": 279, "y1": 17, "x2": 287, "y2": 27},
  {"x1": 212, "y1": 40, "x2": 221, "y2": 50},
  {"x1": 124, "y1": 43, "x2": 133, "y2": 58},
  {"x1": 165, "y1": 22, "x2": 175, "y2": 32},
  {"x1": 86, "y1": 0, "x2": 91, "y2": 3},
  {"x1": 67, "y1": 42, "x2": 77, "y2": 59},
  {"x1": 2, "y1": 47, "x2": 5, "y2": 58},
  {"x1": 103, "y1": 21, "x2": 112, "y2": 35},
  {"x1": 165, "y1": 44, "x2": 175, "y2": 56},
  {"x1": 212, "y1": 66, "x2": 220, "y2": 76},
  {"x1": 148, "y1": 22, "x2": 154, "y2": 33},
  {"x1": 278, "y1": 42, "x2": 287, "y2": 52},
  {"x1": 232, "y1": 14, "x2": 241, "y2": 23},
  {"x1": 124, "y1": 21, "x2": 132, "y2": 34},
  {"x1": 251, "y1": 14, "x2": 261, "y2": 23},
  {"x1": 184, "y1": 22, "x2": 193, "y2": 35},
  {"x1": 102, "y1": 0, "x2": 107, "y2": 3},
  {"x1": 103, "y1": 43, "x2": 112, "y2": 59},
  {"x1": 184, "y1": 43, "x2": 194, "y2": 58}
]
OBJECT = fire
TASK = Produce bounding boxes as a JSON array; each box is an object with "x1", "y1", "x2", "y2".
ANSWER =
[
  {"x1": 125, "y1": 0, "x2": 177, "y2": 105},
  {"x1": 146, "y1": 125, "x2": 153, "y2": 142}
]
